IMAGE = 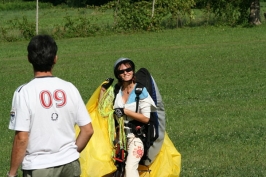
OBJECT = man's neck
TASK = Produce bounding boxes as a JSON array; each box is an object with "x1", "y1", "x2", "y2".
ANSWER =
[{"x1": 34, "y1": 71, "x2": 53, "y2": 78}]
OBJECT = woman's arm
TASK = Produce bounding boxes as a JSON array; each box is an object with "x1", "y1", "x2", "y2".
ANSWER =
[{"x1": 123, "y1": 108, "x2": 149, "y2": 124}]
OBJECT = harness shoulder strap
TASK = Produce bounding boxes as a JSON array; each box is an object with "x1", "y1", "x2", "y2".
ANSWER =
[
  {"x1": 135, "y1": 83, "x2": 143, "y2": 113},
  {"x1": 113, "y1": 84, "x2": 120, "y2": 104}
]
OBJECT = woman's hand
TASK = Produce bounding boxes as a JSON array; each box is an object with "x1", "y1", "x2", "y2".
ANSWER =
[{"x1": 114, "y1": 108, "x2": 125, "y2": 117}]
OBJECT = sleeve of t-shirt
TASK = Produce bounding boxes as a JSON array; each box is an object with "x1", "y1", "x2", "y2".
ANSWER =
[
  {"x1": 9, "y1": 86, "x2": 31, "y2": 131},
  {"x1": 139, "y1": 100, "x2": 152, "y2": 118},
  {"x1": 74, "y1": 88, "x2": 92, "y2": 126},
  {"x1": 138, "y1": 87, "x2": 156, "y2": 118}
]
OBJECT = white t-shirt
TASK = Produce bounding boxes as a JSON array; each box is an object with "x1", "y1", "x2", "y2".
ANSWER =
[
  {"x1": 9, "y1": 76, "x2": 91, "y2": 170},
  {"x1": 113, "y1": 86, "x2": 157, "y2": 121}
]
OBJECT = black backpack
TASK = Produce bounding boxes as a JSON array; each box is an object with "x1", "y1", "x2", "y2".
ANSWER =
[{"x1": 114, "y1": 68, "x2": 166, "y2": 166}]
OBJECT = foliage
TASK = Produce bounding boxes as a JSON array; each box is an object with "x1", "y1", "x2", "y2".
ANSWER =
[
  {"x1": 0, "y1": 1, "x2": 52, "y2": 10},
  {"x1": 52, "y1": 16, "x2": 102, "y2": 38},
  {"x1": 1, "y1": 1, "x2": 266, "y2": 41},
  {"x1": 157, "y1": 0, "x2": 196, "y2": 28},
  {"x1": 65, "y1": 0, "x2": 87, "y2": 7},
  {"x1": 113, "y1": 0, "x2": 164, "y2": 31},
  {"x1": 0, "y1": 6, "x2": 114, "y2": 42},
  {"x1": 194, "y1": 0, "x2": 251, "y2": 26},
  {"x1": 111, "y1": 0, "x2": 195, "y2": 31},
  {"x1": 0, "y1": 16, "x2": 35, "y2": 41},
  {"x1": 36, "y1": 0, "x2": 66, "y2": 6}
]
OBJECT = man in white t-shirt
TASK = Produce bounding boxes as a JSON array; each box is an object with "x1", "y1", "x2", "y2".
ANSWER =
[{"x1": 7, "y1": 35, "x2": 94, "y2": 177}]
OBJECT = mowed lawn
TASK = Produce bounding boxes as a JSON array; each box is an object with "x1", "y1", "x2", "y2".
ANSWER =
[{"x1": 1, "y1": 21, "x2": 266, "y2": 176}]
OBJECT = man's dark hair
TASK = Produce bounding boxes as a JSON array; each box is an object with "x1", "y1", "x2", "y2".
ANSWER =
[{"x1": 27, "y1": 35, "x2": 58, "y2": 72}]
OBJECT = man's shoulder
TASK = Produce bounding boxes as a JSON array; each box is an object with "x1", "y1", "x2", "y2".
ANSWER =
[
  {"x1": 15, "y1": 83, "x2": 28, "y2": 93},
  {"x1": 53, "y1": 77, "x2": 74, "y2": 86}
]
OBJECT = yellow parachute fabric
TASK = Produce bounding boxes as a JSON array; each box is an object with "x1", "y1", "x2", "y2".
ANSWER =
[
  {"x1": 75, "y1": 82, "x2": 116, "y2": 177},
  {"x1": 139, "y1": 133, "x2": 181, "y2": 177},
  {"x1": 75, "y1": 82, "x2": 181, "y2": 177}
]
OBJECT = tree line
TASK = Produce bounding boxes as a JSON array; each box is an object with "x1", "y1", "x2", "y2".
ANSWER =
[
  {"x1": 0, "y1": 0, "x2": 263, "y2": 42},
  {"x1": 21, "y1": 0, "x2": 262, "y2": 25}
]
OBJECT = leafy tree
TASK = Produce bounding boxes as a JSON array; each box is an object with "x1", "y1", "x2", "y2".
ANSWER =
[
  {"x1": 194, "y1": 0, "x2": 261, "y2": 26},
  {"x1": 157, "y1": 0, "x2": 195, "y2": 27},
  {"x1": 112, "y1": 0, "x2": 195, "y2": 30}
]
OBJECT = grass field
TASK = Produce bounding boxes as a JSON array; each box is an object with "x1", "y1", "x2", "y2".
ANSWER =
[
  {"x1": 1, "y1": 7, "x2": 266, "y2": 177},
  {"x1": 0, "y1": 6, "x2": 113, "y2": 39}
]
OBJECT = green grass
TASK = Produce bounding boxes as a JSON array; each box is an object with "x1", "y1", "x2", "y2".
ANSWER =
[
  {"x1": 1, "y1": 16, "x2": 266, "y2": 177},
  {"x1": 0, "y1": 7, "x2": 113, "y2": 32}
]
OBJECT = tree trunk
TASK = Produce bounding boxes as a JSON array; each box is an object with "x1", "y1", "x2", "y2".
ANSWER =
[
  {"x1": 151, "y1": 0, "x2": 155, "y2": 18},
  {"x1": 249, "y1": 0, "x2": 261, "y2": 25}
]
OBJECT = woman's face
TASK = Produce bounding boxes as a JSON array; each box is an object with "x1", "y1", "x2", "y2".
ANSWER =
[{"x1": 118, "y1": 63, "x2": 133, "y2": 82}]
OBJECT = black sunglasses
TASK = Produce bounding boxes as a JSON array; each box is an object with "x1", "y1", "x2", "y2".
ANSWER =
[{"x1": 117, "y1": 67, "x2": 133, "y2": 74}]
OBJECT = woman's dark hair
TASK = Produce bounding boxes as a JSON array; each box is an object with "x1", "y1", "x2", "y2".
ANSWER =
[
  {"x1": 116, "y1": 62, "x2": 136, "y2": 85},
  {"x1": 113, "y1": 57, "x2": 135, "y2": 79}
]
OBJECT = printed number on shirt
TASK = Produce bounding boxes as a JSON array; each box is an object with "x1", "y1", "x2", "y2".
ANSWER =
[{"x1": 39, "y1": 89, "x2": 67, "y2": 109}]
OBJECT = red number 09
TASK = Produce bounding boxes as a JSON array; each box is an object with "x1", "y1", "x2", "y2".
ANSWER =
[{"x1": 40, "y1": 90, "x2": 67, "y2": 109}]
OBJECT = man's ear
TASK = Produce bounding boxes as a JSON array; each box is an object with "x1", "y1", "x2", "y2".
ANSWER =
[{"x1": 53, "y1": 55, "x2": 58, "y2": 64}]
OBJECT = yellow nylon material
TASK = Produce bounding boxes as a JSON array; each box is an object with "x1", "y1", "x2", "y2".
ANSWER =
[
  {"x1": 139, "y1": 133, "x2": 181, "y2": 177},
  {"x1": 98, "y1": 85, "x2": 116, "y2": 147},
  {"x1": 75, "y1": 82, "x2": 116, "y2": 177}
]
